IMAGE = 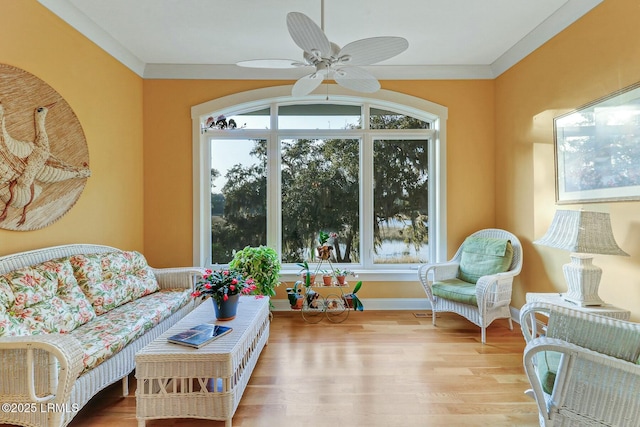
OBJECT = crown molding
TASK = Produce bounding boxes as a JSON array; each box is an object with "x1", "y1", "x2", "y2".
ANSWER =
[
  {"x1": 38, "y1": 0, "x2": 146, "y2": 76},
  {"x1": 143, "y1": 64, "x2": 495, "y2": 80},
  {"x1": 39, "y1": 0, "x2": 603, "y2": 81},
  {"x1": 491, "y1": 0, "x2": 603, "y2": 76}
]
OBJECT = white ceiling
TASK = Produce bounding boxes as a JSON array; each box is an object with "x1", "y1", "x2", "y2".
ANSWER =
[{"x1": 38, "y1": 0, "x2": 602, "y2": 80}]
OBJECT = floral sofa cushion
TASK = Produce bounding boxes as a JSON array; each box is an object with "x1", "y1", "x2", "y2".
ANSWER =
[
  {"x1": 69, "y1": 251, "x2": 159, "y2": 315},
  {"x1": 0, "y1": 259, "x2": 96, "y2": 337},
  {"x1": 69, "y1": 288, "x2": 192, "y2": 373}
]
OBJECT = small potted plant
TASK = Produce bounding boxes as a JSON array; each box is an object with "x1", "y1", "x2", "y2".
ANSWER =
[
  {"x1": 192, "y1": 268, "x2": 258, "y2": 320},
  {"x1": 287, "y1": 282, "x2": 304, "y2": 309},
  {"x1": 343, "y1": 280, "x2": 364, "y2": 311},
  {"x1": 321, "y1": 270, "x2": 333, "y2": 286},
  {"x1": 333, "y1": 268, "x2": 356, "y2": 285},
  {"x1": 297, "y1": 261, "x2": 316, "y2": 286},
  {"x1": 316, "y1": 231, "x2": 334, "y2": 260}
]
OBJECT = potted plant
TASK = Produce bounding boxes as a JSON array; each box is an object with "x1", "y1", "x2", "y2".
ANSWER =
[
  {"x1": 192, "y1": 268, "x2": 257, "y2": 320},
  {"x1": 316, "y1": 231, "x2": 334, "y2": 260},
  {"x1": 287, "y1": 282, "x2": 304, "y2": 309},
  {"x1": 343, "y1": 280, "x2": 364, "y2": 311},
  {"x1": 321, "y1": 270, "x2": 333, "y2": 286},
  {"x1": 333, "y1": 268, "x2": 356, "y2": 285},
  {"x1": 229, "y1": 246, "x2": 281, "y2": 300},
  {"x1": 296, "y1": 261, "x2": 316, "y2": 286}
]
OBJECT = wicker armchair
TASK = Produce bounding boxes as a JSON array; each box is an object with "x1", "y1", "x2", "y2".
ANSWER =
[
  {"x1": 520, "y1": 302, "x2": 640, "y2": 427},
  {"x1": 418, "y1": 228, "x2": 523, "y2": 343}
]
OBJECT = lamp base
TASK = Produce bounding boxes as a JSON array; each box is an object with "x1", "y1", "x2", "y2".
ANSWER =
[{"x1": 562, "y1": 253, "x2": 604, "y2": 307}]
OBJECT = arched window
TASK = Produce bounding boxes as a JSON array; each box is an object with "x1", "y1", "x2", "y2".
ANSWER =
[{"x1": 192, "y1": 86, "x2": 448, "y2": 281}]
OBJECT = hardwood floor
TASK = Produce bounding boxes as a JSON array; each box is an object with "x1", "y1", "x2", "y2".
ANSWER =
[{"x1": 62, "y1": 310, "x2": 537, "y2": 426}]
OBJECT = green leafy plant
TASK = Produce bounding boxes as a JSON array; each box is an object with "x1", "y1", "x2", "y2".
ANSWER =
[
  {"x1": 344, "y1": 280, "x2": 364, "y2": 311},
  {"x1": 333, "y1": 268, "x2": 356, "y2": 277},
  {"x1": 287, "y1": 281, "x2": 304, "y2": 307},
  {"x1": 229, "y1": 246, "x2": 281, "y2": 298},
  {"x1": 318, "y1": 231, "x2": 330, "y2": 245},
  {"x1": 296, "y1": 261, "x2": 314, "y2": 287}
]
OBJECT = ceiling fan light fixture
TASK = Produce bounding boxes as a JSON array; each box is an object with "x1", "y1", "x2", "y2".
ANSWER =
[{"x1": 236, "y1": 2, "x2": 408, "y2": 97}]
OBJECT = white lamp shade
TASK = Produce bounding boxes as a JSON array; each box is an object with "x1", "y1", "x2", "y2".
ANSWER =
[
  {"x1": 533, "y1": 210, "x2": 628, "y2": 256},
  {"x1": 534, "y1": 209, "x2": 628, "y2": 306}
]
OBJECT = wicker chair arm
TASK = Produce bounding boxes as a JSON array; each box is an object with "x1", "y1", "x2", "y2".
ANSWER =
[
  {"x1": 418, "y1": 262, "x2": 459, "y2": 284},
  {"x1": 152, "y1": 267, "x2": 206, "y2": 290},
  {"x1": 523, "y1": 336, "x2": 640, "y2": 425},
  {"x1": 0, "y1": 334, "x2": 83, "y2": 404},
  {"x1": 474, "y1": 272, "x2": 514, "y2": 307},
  {"x1": 519, "y1": 302, "x2": 554, "y2": 343}
]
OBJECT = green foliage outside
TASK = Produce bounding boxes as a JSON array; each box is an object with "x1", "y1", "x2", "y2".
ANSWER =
[{"x1": 210, "y1": 114, "x2": 429, "y2": 265}]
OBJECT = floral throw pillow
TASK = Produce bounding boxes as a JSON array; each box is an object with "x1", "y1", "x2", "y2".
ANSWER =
[
  {"x1": 0, "y1": 259, "x2": 97, "y2": 336},
  {"x1": 69, "y1": 251, "x2": 159, "y2": 315}
]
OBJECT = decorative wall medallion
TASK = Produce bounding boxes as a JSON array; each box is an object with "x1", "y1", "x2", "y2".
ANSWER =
[{"x1": 0, "y1": 64, "x2": 90, "y2": 230}]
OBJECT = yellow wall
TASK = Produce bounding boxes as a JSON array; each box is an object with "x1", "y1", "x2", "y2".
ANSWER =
[
  {"x1": 5, "y1": 1, "x2": 639, "y2": 317},
  {"x1": 496, "y1": 0, "x2": 640, "y2": 319},
  {"x1": 0, "y1": 1, "x2": 145, "y2": 255},
  {"x1": 142, "y1": 79, "x2": 496, "y2": 303}
]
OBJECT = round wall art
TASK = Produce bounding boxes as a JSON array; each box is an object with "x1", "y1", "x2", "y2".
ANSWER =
[{"x1": 0, "y1": 64, "x2": 90, "y2": 231}]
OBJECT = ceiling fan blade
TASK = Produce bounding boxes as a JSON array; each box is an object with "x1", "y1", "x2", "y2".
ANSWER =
[
  {"x1": 292, "y1": 72, "x2": 325, "y2": 97},
  {"x1": 237, "y1": 59, "x2": 308, "y2": 69},
  {"x1": 287, "y1": 12, "x2": 331, "y2": 59},
  {"x1": 333, "y1": 66, "x2": 381, "y2": 93},
  {"x1": 338, "y1": 37, "x2": 409, "y2": 66}
]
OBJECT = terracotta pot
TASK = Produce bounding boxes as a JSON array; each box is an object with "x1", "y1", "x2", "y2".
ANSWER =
[
  {"x1": 322, "y1": 276, "x2": 332, "y2": 286},
  {"x1": 302, "y1": 273, "x2": 316, "y2": 285},
  {"x1": 343, "y1": 295, "x2": 353, "y2": 308},
  {"x1": 336, "y1": 275, "x2": 346, "y2": 285}
]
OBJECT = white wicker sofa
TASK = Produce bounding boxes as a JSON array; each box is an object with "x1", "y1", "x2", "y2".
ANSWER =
[
  {"x1": 0, "y1": 244, "x2": 203, "y2": 427},
  {"x1": 520, "y1": 302, "x2": 640, "y2": 427}
]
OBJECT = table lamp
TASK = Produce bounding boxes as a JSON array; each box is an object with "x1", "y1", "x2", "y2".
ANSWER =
[{"x1": 533, "y1": 210, "x2": 629, "y2": 306}]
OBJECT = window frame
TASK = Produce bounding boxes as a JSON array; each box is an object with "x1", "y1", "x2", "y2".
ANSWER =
[{"x1": 192, "y1": 86, "x2": 448, "y2": 281}]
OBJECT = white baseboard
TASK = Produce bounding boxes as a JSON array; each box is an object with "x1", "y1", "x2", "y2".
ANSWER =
[
  {"x1": 271, "y1": 297, "x2": 430, "y2": 311},
  {"x1": 272, "y1": 298, "x2": 522, "y2": 324}
]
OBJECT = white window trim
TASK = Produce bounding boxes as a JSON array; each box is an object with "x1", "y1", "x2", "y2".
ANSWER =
[{"x1": 191, "y1": 85, "x2": 448, "y2": 281}]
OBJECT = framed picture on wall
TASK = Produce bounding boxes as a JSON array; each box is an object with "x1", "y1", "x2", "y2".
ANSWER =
[{"x1": 554, "y1": 82, "x2": 640, "y2": 204}]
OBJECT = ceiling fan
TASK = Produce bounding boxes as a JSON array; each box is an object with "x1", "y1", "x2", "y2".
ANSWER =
[{"x1": 237, "y1": 0, "x2": 408, "y2": 97}]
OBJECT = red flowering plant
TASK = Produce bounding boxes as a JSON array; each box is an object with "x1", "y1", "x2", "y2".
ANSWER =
[{"x1": 192, "y1": 268, "x2": 257, "y2": 308}]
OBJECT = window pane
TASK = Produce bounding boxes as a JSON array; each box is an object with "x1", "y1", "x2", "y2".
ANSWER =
[
  {"x1": 281, "y1": 138, "x2": 360, "y2": 264},
  {"x1": 373, "y1": 139, "x2": 429, "y2": 264},
  {"x1": 204, "y1": 107, "x2": 270, "y2": 130},
  {"x1": 279, "y1": 104, "x2": 361, "y2": 129},
  {"x1": 210, "y1": 138, "x2": 267, "y2": 264},
  {"x1": 370, "y1": 108, "x2": 430, "y2": 129}
]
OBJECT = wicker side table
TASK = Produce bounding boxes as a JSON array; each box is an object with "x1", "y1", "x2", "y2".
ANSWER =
[
  {"x1": 525, "y1": 292, "x2": 630, "y2": 320},
  {"x1": 135, "y1": 296, "x2": 270, "y2": 427}
]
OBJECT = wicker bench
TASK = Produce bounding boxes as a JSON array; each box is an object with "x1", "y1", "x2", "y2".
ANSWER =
[{"x1": 135, "y1": 295, "x2": 270, "y2": 427}]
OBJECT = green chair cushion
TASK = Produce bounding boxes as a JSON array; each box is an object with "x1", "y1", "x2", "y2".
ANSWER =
[
  {"x1": 536, "y1": 350, "x2": 561, "y2": 394},
  {"x1": 457, "y1": 237, "x2": 513, "y2": 284},
  {"x1": 432, "y1": 278, "x2": 477, "y2": 306}
]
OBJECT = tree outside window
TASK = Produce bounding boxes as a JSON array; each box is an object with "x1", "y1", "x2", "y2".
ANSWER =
[{"x1": 208, "y1": 105, "x2": 431, "y2": 268}]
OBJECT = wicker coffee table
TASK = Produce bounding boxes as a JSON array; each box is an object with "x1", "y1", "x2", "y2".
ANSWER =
[{"x1": 135, "y1": 296, "x2": 270, "y2": 427}]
